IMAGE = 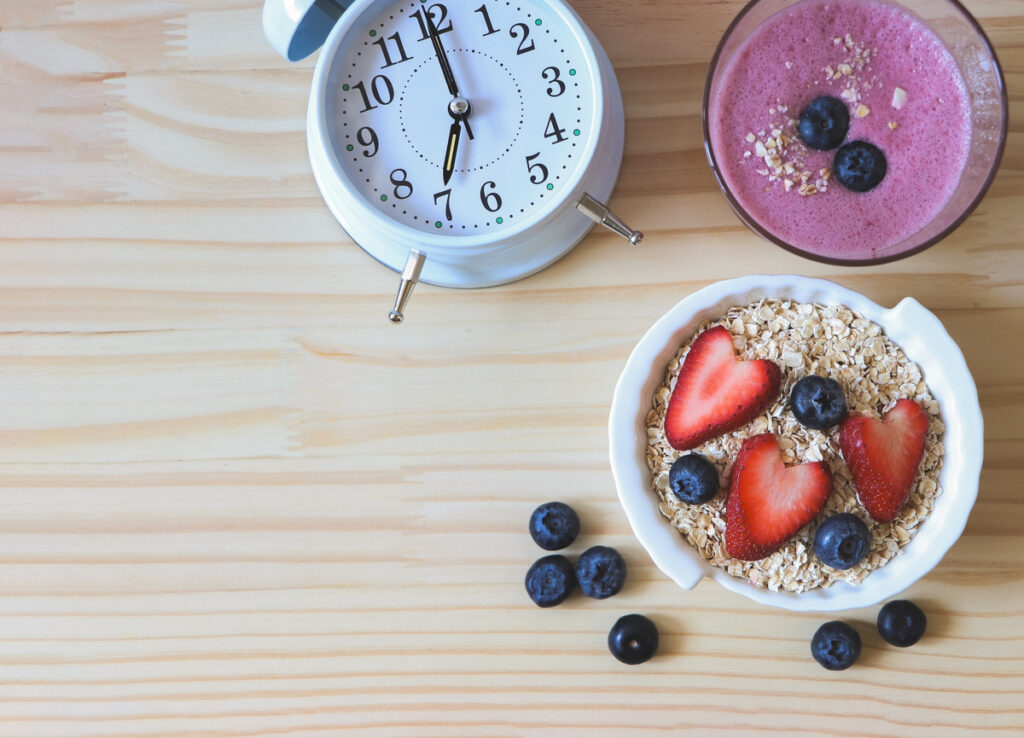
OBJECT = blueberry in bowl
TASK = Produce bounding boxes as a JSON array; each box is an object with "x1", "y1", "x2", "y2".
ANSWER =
[
  {"x1": 814, "y1": 513, "x2": 871, "y2": 570},
  {"x1": 668, "y1": 453, "x2": 719, "y2": 504},
  {"x1": 790, "y1": 375, "x2": 847, "y2": 430}
]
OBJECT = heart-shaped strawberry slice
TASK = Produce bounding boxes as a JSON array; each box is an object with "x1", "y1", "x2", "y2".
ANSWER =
[
  {"x1": 725, "y1": 434, "x2": 833, "y2": 560},
  {"x1": 839, "y1": 399, "x2": 929, "y2": 522},
  {"x1": 664, "y1": 326, "x2": 781, "y2": 450}
]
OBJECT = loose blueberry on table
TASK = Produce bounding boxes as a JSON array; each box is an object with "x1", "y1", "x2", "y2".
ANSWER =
[
  {"x1": 813, "y1": 513, "x2": 871, "y2": 570},
  {"x1": 877, "y1": 599, "x2": 927, "y2": 647},
  {"x1": 529, "y1": 501, "x2": 580, "y2": 551},
  {"x1": 575, "y1": 545, "x2": 627, "y2": 599},
  {"x1": 798, "y1": 96, "x2": 850, "y2": 151},
  {"x1": 524, "y1": 555, "x2": 576, "y2": 608},
  {"x1": 668, "y1": 453, "x2": 719, "y2": 504},
  {"x1": 811, "y1": 621, "x2": 862, "y2": 671},
  {"x1": 607, "y1": 614, "x2": 659, "y2": 665},
  {"x1": 790, "y1": 375, "x2": 848, "y2": 430}
]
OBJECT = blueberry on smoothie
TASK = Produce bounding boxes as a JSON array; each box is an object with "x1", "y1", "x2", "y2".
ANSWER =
[
  {"x1": 834, "y1": 141, "x2": 888, "y2": 192},
  {"x1": 798, "y1": 96, "x2": 850, "y2": 151}
]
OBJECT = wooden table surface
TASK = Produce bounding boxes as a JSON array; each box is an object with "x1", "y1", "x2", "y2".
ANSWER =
[{"x1": 1, "y1": 0, "x2": 1022, "y2": 735}]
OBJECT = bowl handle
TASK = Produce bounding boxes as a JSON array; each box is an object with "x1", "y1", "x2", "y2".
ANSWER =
[
  {"x1": 671, "y1": 556, "x2": 706, "y2": 591},
  {"x1": 885, "y1": 296, "x2": 941, "y2": 332}
]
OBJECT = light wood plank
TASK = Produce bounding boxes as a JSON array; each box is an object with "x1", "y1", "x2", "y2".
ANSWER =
[{"x1": 0, "y1": 0, "x2": 1022, "y2": 735}]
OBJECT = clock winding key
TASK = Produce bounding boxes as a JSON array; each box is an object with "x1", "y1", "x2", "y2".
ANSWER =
[
  {"x1": 576, "y1": 193, "x2": 644, "y2": 246},
  {"x1": 388, "y1": 250, "x2": 426, "y2": 324}
]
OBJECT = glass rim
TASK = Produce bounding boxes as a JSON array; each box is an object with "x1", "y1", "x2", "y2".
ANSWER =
[{"x1": 701, "y1": 0, "x2": 1009, "y2": 266}]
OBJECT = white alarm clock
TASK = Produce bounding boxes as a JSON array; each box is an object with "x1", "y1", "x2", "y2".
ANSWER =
[{"x1": 264, "y1": 0, "x2": 641, "y2": 322}]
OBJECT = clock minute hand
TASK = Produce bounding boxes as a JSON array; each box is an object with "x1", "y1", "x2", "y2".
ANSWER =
[
  {"x1": 425, "y1": 10, "x2": 459, "y2": 97},
  {"x1": 427, "y1": 9, "x2": 474, "y2": 141}
]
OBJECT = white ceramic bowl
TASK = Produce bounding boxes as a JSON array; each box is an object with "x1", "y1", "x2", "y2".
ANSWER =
[{"x1": 609, "y1": 275, "x2": 983, "y2": 611}]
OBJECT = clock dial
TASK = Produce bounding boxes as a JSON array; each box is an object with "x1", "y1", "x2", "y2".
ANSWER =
[{"x1": 325, "y1": 0, "x2": 597, "y2": 237}]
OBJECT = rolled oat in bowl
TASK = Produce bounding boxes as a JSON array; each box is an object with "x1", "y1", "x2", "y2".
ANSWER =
[{"x1": 645, "y1": 299, "x2": 945, "y2": 593}]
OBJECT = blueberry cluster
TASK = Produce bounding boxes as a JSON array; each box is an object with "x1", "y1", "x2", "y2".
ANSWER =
[
  {"x1": 671, "y1": 374, "x2": 874, "y2": 572},
  {"x1": 787, "y1": 376, "x2": 875, "y2": 571},
  {"x1": 811, "y1": 599, "x2": 928, "y2": 670},
  {"x1": 525, "y1": 501, "x2": 659, "y2": 664},
  {"x1": 799, "y1": 96, "x2": 888, "y2": 193}
]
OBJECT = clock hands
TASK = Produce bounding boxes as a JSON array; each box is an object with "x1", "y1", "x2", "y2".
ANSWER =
[{"x1": 425, "y1": 6, "x2": 473, "y2": 184}]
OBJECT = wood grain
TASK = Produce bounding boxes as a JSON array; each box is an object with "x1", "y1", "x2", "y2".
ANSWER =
[{"x1": 0, "y1": 0, "x2": 1022, "y2": 735}]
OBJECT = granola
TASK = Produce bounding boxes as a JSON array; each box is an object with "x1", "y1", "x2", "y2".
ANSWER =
[{"x1": 645, "y1": 299, "x2": 945, "y2": 592}]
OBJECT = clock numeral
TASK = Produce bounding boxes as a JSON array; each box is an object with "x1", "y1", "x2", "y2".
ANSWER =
[
  {"x1": 411, "y1": 4, "x2": 452, "y2": 41},
  {"x1": 433, "y1": 189, "x2": 453, "y2": 221},
  {"x1": 474, "y1": 4, "x2": 500, "y2": 36},
  {"x1": 372, "y1": 32, "x2": 412, "y2": 69},
  {"x1": 543, "y1": 113, "x2": 568, "y2": 144},
  {"x1": 480, "y1": 181, "x2": 503, "y2": 213},
  {"x1": 525, "y1": 153, "x2": 549, "y2": 185},
  {"x1": 356, "y1": 126, "x2": 379, "y2": 158},
  {"x1": 509, "y1": 22, "x2": 536, "y2": 55},
  {"x1": 352, "y1": 75, "x2": 394, "y2": 113},
  {"x1": 542, "y1": 66, "x2": 566, "y2": 97},
  {"x1": 390, "y1": 169, "x2": 414, "y2": 200}
]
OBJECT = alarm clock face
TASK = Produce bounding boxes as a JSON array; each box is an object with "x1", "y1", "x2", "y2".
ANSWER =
[{"x1": 320, "y1": 0, "x2": 602, "y2": 240}]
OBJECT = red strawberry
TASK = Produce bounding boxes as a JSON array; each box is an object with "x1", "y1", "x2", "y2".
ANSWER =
[
  {"x1": 839, "y1": 399, "x2": 929, "y2": 522},
  {"x1": 664, "y1": 326, "x2": 781, "y2": 450},
  {"x1": 725, "y1": 434, "x2": 833, "y2": 560},
  {"x1": 725, "y1": 479, "x2": 776, "y2": 561}
]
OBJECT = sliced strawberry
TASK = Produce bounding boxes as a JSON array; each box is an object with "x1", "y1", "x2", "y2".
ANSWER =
[
  {"x1": 839, "y1": 399, "x2": 929, "y2": 522},
  {"x1": 725, "y1": 479, "x2": 776, "y2": 561},
  {"x1": 664, "y1": 326, "x2": 781, "y2": 450},
  {"x1": 725, "y1": 434, "x2": 833, "y2": 560}
]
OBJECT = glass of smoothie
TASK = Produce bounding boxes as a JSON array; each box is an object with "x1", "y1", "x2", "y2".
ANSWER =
[{"x1": 703, "y1": 0, "x2": 1007, "y2": 265}]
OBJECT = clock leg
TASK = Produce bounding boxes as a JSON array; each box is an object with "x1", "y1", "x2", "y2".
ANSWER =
[
  {"x1": 388, "y1": 250, "x2": 427, "y2": 324},
  {"x1": 577, "y1": 194, "x2": 644, "y2": 247}
]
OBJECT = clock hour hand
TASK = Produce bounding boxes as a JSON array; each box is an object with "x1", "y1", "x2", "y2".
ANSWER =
[{"x1": 442, "y1": 119, "x2": 461, "y2": 185}]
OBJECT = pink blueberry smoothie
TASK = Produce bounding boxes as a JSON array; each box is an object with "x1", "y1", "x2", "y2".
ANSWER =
[{"x1": 708, "y1": 0, "x2": 972, "y2": 259}]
